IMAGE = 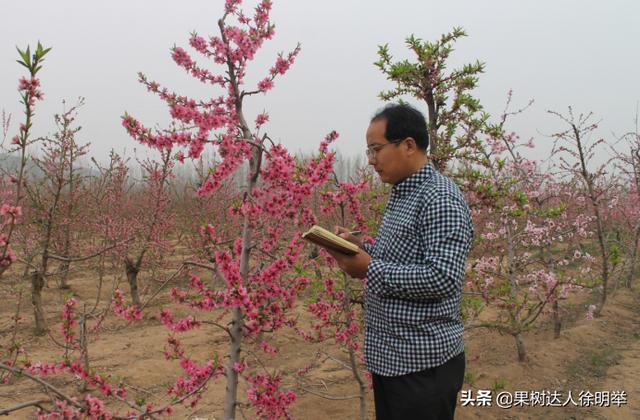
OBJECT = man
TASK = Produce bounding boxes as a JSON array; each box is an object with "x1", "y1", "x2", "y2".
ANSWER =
[{"x1": 328, "y1": 103, "x2": 473, "y2": 420}]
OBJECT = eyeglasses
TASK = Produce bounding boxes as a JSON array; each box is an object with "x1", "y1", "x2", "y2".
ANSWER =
[{"x1": 365, "y1": 138, "x2": 405, "y2": 159}]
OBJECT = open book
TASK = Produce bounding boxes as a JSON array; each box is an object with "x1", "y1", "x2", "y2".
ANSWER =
[{"x1": 301, "y1": 225, "x2": 359, "y2": 255}]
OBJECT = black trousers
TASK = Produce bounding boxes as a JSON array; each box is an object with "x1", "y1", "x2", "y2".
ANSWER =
[{"x1": 372, "y1": 352, "x2": 465, "y2": 420}]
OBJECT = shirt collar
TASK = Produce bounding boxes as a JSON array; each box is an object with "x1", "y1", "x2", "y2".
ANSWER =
[{"x1": 391, "y1": 161, "x2": 436, "y2": 198}]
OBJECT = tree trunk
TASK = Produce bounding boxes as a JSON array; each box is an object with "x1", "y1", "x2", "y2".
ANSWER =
[
  {"x1": 124, "y1": 257, "x2": 141, "y2": 307},
  {"x1": 209, "y1": 271, "x2": 217, "y2": 290},
  {"x1": 626, "y1": 226, "x2": 640, "y2": 288},
  {"x1": 78, "y1": 313, "x2": 90, "y2": 392},
  {"x1": 343, "y1": 274, "x2": 366, "y2": 420},
  {"x1": 552, "y1": 299, "x2": 561, "y2": 339},
  {"x1": 514, "y1": 332, "x2": 526, "y2": 362},
  {"x1": 424, "y1": 90, "x2": 444, "y2": 171},
  {"x1": 223, "y1": 125, "x2": 260, "y2": 420},
  {"x1": 352, "y1": 344, "x2": 367, "y2": 420},
  {"x1": 61, "y1": 144, "x2": 75, "y2": 290},
  {"x1": 220, "y1": 15, "x2": 263, "y2": 418},
  {"x1": 224, "y1": 307, "x2": 243, "y2": 420},
  {"x1": 31, "y1": 271, "x2": 47, "y2": 335},
  {"x1": 309, "y1": 246, "x2": 323, "y2": 279},
  {"x1": 58, "y1": 217, "x2": 72, "y2": 289},
  {"x1": 594, "y1": 215, "x2": 609, "y2": 316},
  {"x1": 59, "y1": 261, "x2": 71, "y2": 289},
  {"x1": 223, "y1": 182, "x2": 256, "y2": 419}
]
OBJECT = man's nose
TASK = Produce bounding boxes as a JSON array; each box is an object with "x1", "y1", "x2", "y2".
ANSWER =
[{"x1": 367, "y1": 153, "x2": 376, "y2": 165}]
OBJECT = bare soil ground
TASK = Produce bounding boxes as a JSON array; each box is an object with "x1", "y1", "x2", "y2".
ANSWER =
[
  {"x1": 1, "y1": 262, "x2": 638, "y2": 420},
  {"x1": 457, "y1": 286, "x2": 640, "y2": 420}
]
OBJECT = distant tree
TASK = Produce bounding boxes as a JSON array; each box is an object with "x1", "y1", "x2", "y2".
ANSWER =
[
  {"x1": 611, "y1": 111, "x2": 640, "y2": 288},
  {"x1": 548, "y1": 108, "x2": 617, "y2": 316}
]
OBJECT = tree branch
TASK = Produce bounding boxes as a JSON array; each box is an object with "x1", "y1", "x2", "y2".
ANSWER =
[
  {"x1": 47, "y1": 239, "x2": 132, "y2": 263},
  {"x1": 0, "y1": 363, "x2": 84, "y2": 410},
  {"x1": 0, "y1": 399, "x2": 49, "y2": 416},
  {"x1": 139, "y1": 263, "x2": 186, "y2": 311},
  {"x1": 297, "y1": 385, "x2": 360, "y2": 401}
]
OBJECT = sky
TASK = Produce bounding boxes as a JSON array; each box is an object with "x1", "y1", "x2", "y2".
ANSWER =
[{"x1": 1, "y1": 0, "x2": 639, "y2": 164}]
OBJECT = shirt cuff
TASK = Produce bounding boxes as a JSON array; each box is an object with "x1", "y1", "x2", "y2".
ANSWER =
[{"x1": 366, "y1": 259, "x2": 387, "y2": 296}]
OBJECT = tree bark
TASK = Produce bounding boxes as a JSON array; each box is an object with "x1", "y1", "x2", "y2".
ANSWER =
[
  {"x1": 514, "y1": 332, "x2": 527, "y2": 362},
  {"x1": 343, "y1": 274, "x2": 366, "y2": 420},
  {"x1": 552, "y1": 299, "x2": 561, "y2": 339},
  {"x1": 31, "y1": 271, "x2": 47, "y2": 335},
  {"x1": 59, "y1": 146, "x2": 75, "y2": 290},
  {"x1": 78, "y1": 313, "x2": 90, "y2": 392},
  {"x1": 626, "y1": 226, "x2": 640, "y2": 288},
  {"x1": 424, "y1": 89, "x2": 443, "y2": 171},
  {"x1": 221, "y1": 13, "x2": 264, "y2": 418},
  {"x1": 59, "y1": 261, "x2": 71, "y2": 289},
  {"x1": 124, "y1": 257, "x2": 141, "y2": 307}
]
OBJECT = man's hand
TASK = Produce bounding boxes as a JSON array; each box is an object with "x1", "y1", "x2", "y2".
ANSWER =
[
  {"x1": 334, "y1": 225, "x2": 364, "y2": 249},
  {"x1": 326, "y1": 247, "x2": 371, "y2": 279}
]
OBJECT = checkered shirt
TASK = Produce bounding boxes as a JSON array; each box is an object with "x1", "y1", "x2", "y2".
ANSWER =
[{"x1": 363, "y1": 161, "x2": 473, "y2": 376}]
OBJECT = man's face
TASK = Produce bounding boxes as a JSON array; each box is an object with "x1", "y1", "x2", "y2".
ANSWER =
[{"x1": 366, "y1": 118, "x2": 411, "y2": 185}]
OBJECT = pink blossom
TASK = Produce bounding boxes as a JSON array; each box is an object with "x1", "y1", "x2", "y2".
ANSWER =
[
  {"x1": 112, "y1": 289, "x2": 143, "y2": 321},
  {"x1": 246, "y1": 373, "x2": 297, "y2": 419},
  {"x1": 255, "y1": 112, "x2": 269, "y2": 127},
  {"x1": 171, "y1": 47, "x2": 194, "y2": 68},
  {"x1": 160, "y1": 309, "x2": 200, "y2": 332},
  {"x1": 257, "y1": 77, "x2": 274, "y2": 92},
  {"x1": 259, "y1": 341, "x2": 278, "y2": 354},
  {"x1": 234, "y1": 362, "x2": 247, "y2": 373},
  {"x1": 0, "y1": 204, "x2": 22, "y2": 217},
  {"x1": 61, "y1": 298, "x2": 78, "y2": 345}
]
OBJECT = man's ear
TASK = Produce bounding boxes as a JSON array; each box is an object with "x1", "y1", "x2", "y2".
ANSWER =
[{"x1": 404, "y1": 137, "x2": 418, "y2": 154}]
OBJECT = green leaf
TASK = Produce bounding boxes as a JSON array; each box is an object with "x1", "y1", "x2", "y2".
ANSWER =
[
  {"x1": 16, "y1": 60, "x2": 30, "y2": 70},
  {"x1": 16, "y1": 47, "x2": 31, "y2": 67}
]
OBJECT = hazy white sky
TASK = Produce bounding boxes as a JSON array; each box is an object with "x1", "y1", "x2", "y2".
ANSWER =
[{"x1": 1, "y1": 0, "x2": 639, "y2": 163}]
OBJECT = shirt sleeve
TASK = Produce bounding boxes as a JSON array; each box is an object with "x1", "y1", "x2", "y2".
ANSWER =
[
  {"x1": 362, "y1": 239, "x2": 375, "y2": 254},
  {"x1": 365, "y1": 193, "x2": 472, "y2": 301}
]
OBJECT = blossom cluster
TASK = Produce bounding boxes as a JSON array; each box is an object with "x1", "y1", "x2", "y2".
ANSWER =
[
  {"x1": 112, "y1": 289, "x2": 143, "y2": 321},
  {"x1": 18, "y1": 76, "x2": 44, "y2": 107},
  {"x1": 319, "y1": 177, "x2": 371, "y2": 230},
  {"x1": 246, "y1": 372, "x2": 297, "y2": 420}
]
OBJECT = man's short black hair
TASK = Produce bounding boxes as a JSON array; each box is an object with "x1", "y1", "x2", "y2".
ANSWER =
[{"x1": 371, "y1": 103, "x2": 429, "y2": 150}]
